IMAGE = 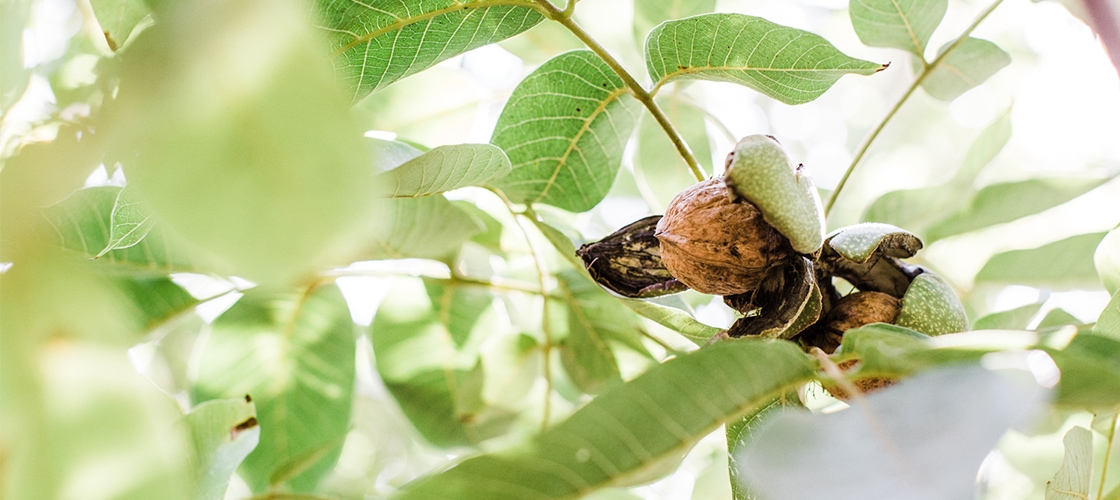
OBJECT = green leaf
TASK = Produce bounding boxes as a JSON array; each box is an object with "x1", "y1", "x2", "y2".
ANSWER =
[
  {"x1": 8, "y1": 344, "x2": 193, "y2": 500},
  {"x1": 193, "y1": 285, "x2": 355, "y2": 492},
  {"x1": 39, "y1": 186, "x2": 200, "y2": 275},
  {"x1": 895, "y1": 273, "x2": 968, "y2": 335},
  {"x1": 973, "y1": 302, "x2": 1043, "y2": 330},
  {"x1": 620, "y1": 298, "x2": 723, "y2": 346},
  {"x1": 1037, "y1": 308, "x2": 1083, "y2": 330},
  {"x1": 1045, "y1": 426, "x2": 1093, "y2": 500},
  {"x1": 727, "y1": 394, "x2": 801, "y2": 500},
  {"x1": 317, "y1": 0, "x2": 543, "y2": 102},
  {"x1": 365, "y1": 195, "x2": 485, "y2": 260},
  {"x1": 382, "y1": 144, "x2": 512, "y2": 198},
  {"x1": 862, "y1": 110, "x2": 1012, "y2": 230},
  {"x1": 738, "y1": 365, "x2": 1049, "y2": 499},
  {"x1": 956, "y1": 109, "x2": 1014, "y2": 183},
  {"x1": 975, "y1": 233, "x2": 1108, "y2": 289},
  {"x1": 90, "y1": 0, "x2": 150, "y2": 49},
  {"x1": 185, "y1": 397, "x2": 260, "y2": 500},
  {"x1": 111, "y1": 0, "x2": 376, "y2": 284},
  {"x1": 1097, "y1": 226, "x2": 1120, "y2": 294},
  {"x1": 556, "y1": 271, "x2": 649, "y2": 393},
  {"x1": 396, "y1": 339, "x2": 817, "y2": 499},
  {"x1": 115, "y1": 277, "x2": 200, "y2": 330},
  {"x1": 490, "y1": 50, "x2": 641, "y2": 211},
  {"x1": 925, "y1": 177, "x2": 1110, "y2": 242},
  {"x1": 1096, "y1": 290, "x2": 1120, "y2": 338},
  {"x1": 634, "y1": 97, "x2": 712, "y2": 211},
  {"x1": 94, "y1": 187, "x2": 156, "y2": 259},
  {"x1": 645, "y1": 14, "x2": 885, "y2": 105},
  {"x1": 633, "y1": 0, "x2": 715, "y2": 47},
  {"x1": 848, "y1": 0, "x2": 947, "y2": 57},
  {"x1": 371, "y1": 278, "x2": 515, "y2": 447},
  {"x1": 922, "y1": 37, "x2": 1011, "y2": 101}
]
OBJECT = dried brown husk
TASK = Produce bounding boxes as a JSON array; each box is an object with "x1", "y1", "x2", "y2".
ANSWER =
[
  {"x1": 577, "y1": 215, "x2": 687, "y2": 298},
  {"x1": 655, "y1": 178, "x2": 791, "y2": 295}
]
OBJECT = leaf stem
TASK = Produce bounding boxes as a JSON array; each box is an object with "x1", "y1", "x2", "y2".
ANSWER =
[
  {"x1": 824, "y1": 0, "x2": 1007, "y2": 217},
  {"x1": 533, "y1": 0, "x2": 705, "y2": 182},
  {"x1": 497, "y1": 195, "x2": 556, "y2": 431},
  {"x1": 1100, "y1": 413, "x2": 1119, "y2": 500}
]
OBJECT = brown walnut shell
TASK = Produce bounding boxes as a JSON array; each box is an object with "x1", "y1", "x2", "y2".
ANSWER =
[
  {"x1": 655, "y1": 178, "x2": 792, "y2": 295},
  {"x1": 813, "y1": 290, "x2": 901, "y2": 353}
]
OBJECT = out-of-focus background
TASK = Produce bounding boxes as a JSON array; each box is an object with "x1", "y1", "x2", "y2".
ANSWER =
[{"x1": 4, "y1": 0, "x2": 1119, "y2": 498}]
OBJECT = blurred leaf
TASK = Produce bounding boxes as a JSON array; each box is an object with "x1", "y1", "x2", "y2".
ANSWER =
[
  {"x1": 115, "y1": 277, "x2": 200, "y2": 330},
  {"x1": 367, "y1": 136, "x2": 425, "y2": 174},
  {"x1": 90, "y1": 0, "x2": 150, "y2": 49},
  {"x1": 94, "y1": 187, "x2": 155, "y2": 258},
  {"x1": 193, "y1": 285, "x2": 355, "y2": 492},
  {"x1": 922, "y1": 37, "x2": 1011, "y2": 101},
  {"x1": 849, "y1": 0, "x2": 946, "y2": 57},
  {"x1": 6, "y1": 343, "x2": 192, "y2": 499},
  {"x1": 372, "y1": 278, "x2": 515, "y2": 447},
  {"x1": 365, "y1": 195, "x2": 485, "y2": 260},
  {"x1": 185, "y1": 397, "x2": 260, "y2": 500},
  {"x1": 490, "y1": 50, "x2": 641, "y2": 212},
  {"x1": 1097, "y1": 226, "x2": 1120, "y2": 294},
  {"x1": 645, "y1": 14, "x2": 885, "y2": 105},
  {"x1": 634, "y1": 96, "x2": 712, "y2": 211},
  {"x1": 956, "y1": 109, "x2": 1014, "y2": 182},
  {"x1": 895, "y1": 273, "x2": 968, "y2": 335},
  {"x1": 925, "y1": 177, "x2": 1110, "y2": 242},
  {"x1": 738, "y1": 365, "x2": 1049, "y2": 499},
  {"x1": 110, "y1": 0, "x2": 376, "y2": 284},
  {"x1": 973, "y1": 302, "x2": 1043, "y2": 330},
  {"x1": 1, "y1": 1, "x2": 28, "y2": 111},
  {"x1": 727, "y1": 394, "x2": 802, "y2": 500},
  {"x1": 1051, "y1": 333, "x2": 1120, "y2": 407},
  {"x1": 620, "y1": 298, "x2": 723, "y2": 346},
  {"x1": 840, "y1": 324, "x2": 1120, "y2": 408},
  {"x1": 556, "y1": 271, "x2": 650, "y2": 393},
  {"x1": 316, "y1": 0, "x2": 543, "y2": 101},
  {"x1": 397, "y1": 339, "x2": 817, "y2": 499},
  {"x1": 633, "y1": 0, "x2": 716, "y2": 47},
  {"x1": 1044, "y1": 426, "x2": 1092, "y2": 500},
  {"x1": 39, "y1": 186, "x2": 201, "y2": 275},
  {"x1": 863, "y1": 110, "x2": 1011, "y2": 230},
  {"x1": 1096, "y1": 291, "x2": 1120, "y2": 338},
  {"x1": 382, "y1": 144, "x2": 512, "y2": 198},
  {"x1": 975, "y1": 233, "x2": 1108, "y2": 289},
  {"x1": 1037, "y1": 308, "x2": 1083, "y2": 330}
]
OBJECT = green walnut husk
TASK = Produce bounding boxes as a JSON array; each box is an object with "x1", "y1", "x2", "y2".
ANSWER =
[{"x1": 723, "y1": 135, "x2": 826, "y2": 255}]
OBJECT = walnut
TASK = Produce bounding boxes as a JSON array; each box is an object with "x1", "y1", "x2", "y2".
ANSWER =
[
  {"x1": 812, "y1": 291, "x2": 901, "y2": 353},
  {"x1": 654, "y1": 178, "x2": 792, "y2": 295}
]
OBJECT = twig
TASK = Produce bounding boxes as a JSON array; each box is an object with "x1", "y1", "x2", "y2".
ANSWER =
[
  {"x1": 825, "y1": 0, "x2": 1007, "y2": 216},
  {"x1": 533, "y1": 0, "x2": 705, "y2": 182},
  {"x1": 1099, "y1": 413, "x2": 1119, "y2": 500},
  {"x1": 496, "y1": 195, "x2": 556, "y2": 431}
]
